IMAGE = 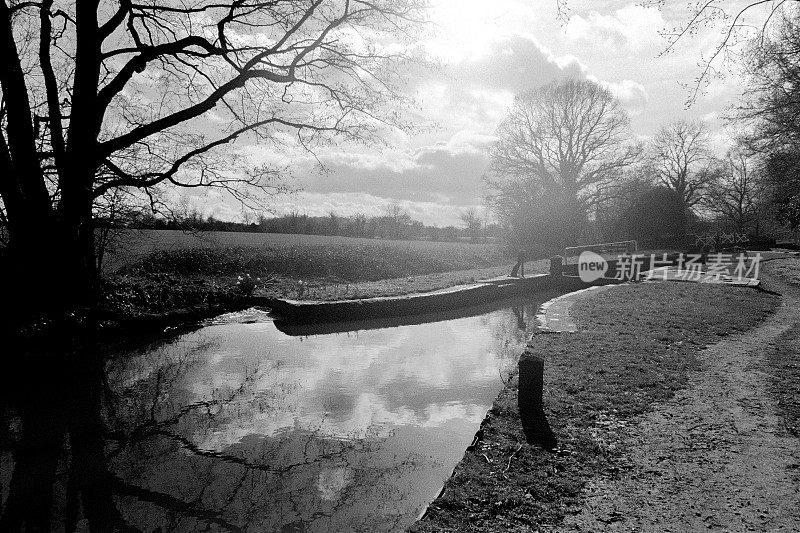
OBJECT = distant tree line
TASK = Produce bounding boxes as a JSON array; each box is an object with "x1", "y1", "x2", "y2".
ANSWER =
[{"x1": 117, "y1": 202, "x2": 503, "y2": 244}]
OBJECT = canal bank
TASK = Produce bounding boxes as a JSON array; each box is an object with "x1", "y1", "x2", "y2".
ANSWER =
[
  {"x1": 97, "y1": 261, "x2": 553, "y2": 339},
  {"x1": 103, "y1": 264, "x2": 615, "y2": 339},
  {"x1": 410, "y1": 280, "x2": 781, "y2": 532},
  {"x1": 264, "y1": 274, "x2": 619, "y2": 326}
]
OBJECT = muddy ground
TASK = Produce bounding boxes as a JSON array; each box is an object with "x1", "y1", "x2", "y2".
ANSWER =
[{"x1": 412, "y1": 259, "x2": 800, "y2": 532}]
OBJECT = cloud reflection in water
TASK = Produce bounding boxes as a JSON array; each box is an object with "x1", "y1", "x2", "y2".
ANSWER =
[{"x1": 103, "y1": 298, "x2": 545, "y2": 532}]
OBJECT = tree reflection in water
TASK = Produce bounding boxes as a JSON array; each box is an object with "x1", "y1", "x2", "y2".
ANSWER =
[
  {"x1": 1, "y1": 320, "x2": 124, "y2": 532},
  {"x1": 1, "y1": 296, "x2": 557, "y2": 532},
  {"x1": 107, "y1": 334, "x2": 433, "y2": 532}
]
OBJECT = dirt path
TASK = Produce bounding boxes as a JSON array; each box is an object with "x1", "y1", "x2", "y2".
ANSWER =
[{"x1": 556, "y1": 276, "x2": 800, "y2": 532}]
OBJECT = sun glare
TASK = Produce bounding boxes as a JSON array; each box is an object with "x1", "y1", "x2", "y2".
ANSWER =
[{"x1": 428, "y1": 0, "x2": 524, "y2": 61}]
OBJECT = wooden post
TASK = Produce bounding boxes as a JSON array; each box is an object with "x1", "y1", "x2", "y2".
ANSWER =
[
  {"x1": 549, "y1": 255, "x2": 563, "y2": 277},
  {"x1": 518, "y1": 353, "x2": 557, "y2": 450}
]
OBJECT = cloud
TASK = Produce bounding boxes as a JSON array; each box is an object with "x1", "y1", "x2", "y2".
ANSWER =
[
  {"x1": 296, "y1": 130, "x2": 493, "y2": 206},
  {"x1": 419, "y1": 35, "x2": 649, "y2": 133},
  {"x1": 452, "y1": 35, "x2": 590, "y2": 93},
  {"x1": 192, "y1": 27, "x2": 656, "y2": 226},
  {"x1": 592, "y1": 78, "x2": 649, "y2": 114},
  {"x1": 175, "y1": 189, "x2": 245, "y2": 222},
  {"x1": 565, "y1": 5, "x2": 665, "y2": 52},
  {"x1": 236, "y1": 35, "x2": 650, "y2": 222},
  {"x1": 413, "y1": 34, "x2": 596, "y2": 132},
  {"x1": 207, "y1": 129, "x2": 493, "y2": 226}
]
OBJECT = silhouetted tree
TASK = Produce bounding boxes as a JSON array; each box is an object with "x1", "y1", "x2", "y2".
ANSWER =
[
  {"x1": 486, "y1": 78, "x2": 640, "y2": 249},
  {"x1": 648, "y1": 120, "x2": 716, "y2": 210},
  {"x1": 637, "y1": 1, "x2": 797, "y2": 102},
  {"x1": 459, "y1": 208, "x2": 483, "y2": 242},
  {"x1": 740, "y1": 9, "x2": 800, "y2": 153},
  {"x1": 381, "y1": 202, "x2": 412, "y2": 239},
  {"x1": 623, "y1": 186, "x2": 686, "y2": 244},
  {"x1": 0, "y1": 0, "x2": 426, "y2": 320},
  {"x1": 0, "y1": 3, "x2": 426, "y2": 531},
  {"x1": 591, "y1": 167, "x2": 657, "y2": 241},
  {"x1": 764, "y1": 150, "x2": 800, "y2": 230},
  {"x1": 702, "y1": 144, "x2": 767, "y2": 234}
]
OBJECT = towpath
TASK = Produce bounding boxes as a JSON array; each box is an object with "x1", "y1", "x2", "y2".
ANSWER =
[{"x1": 555, "y1": 267, "x2": 800, "y2": 532}]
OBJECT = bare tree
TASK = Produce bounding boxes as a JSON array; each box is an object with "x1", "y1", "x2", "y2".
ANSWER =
[
  {"x1": 715, "y1": 8, "x2": 800, "y2": 234},
  {"x1": 459, "y1": 207, "x2": 483, "y2": 242},
  {"x1": 591, "y1": 165, "x2": 657, "y2": 241},
  {"x1": 648, "y1": 120, "x2": 716, "y2": 209},
  {"x1": 350, "y1": 212, "x2": 367, "y2": 237},
  {"x1": 0, "y1": 0, "x2": 426, "y2": 319},
  {"x1": 93, "y1": 186, "x2": 153, "y2": 272},
  {"x1": 702, "y1": 144, "x2": 768, "y2": 234},
  {"x1": 485, "y1": 78, "x2": 640, "y2": 246},
  {"x1": 739, "y1": 8, "x2": 800, "y2": 153},
  {"x1": 382, "y1": 201, "x2": 411, "y2": 238},
  {"x1": 0, "y1": 5, "x2": 426, "y2": 531},
  {"x1": 384, "y1": 201, "x2": 407, "y2": 221},
  {"x1": 637, "y1": 0, "x2": 798, "y2": 102}
]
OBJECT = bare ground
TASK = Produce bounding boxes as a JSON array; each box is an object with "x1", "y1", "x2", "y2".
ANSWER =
[{"x1": 556, "y1": 267, "x2": 800, "y2": 532}]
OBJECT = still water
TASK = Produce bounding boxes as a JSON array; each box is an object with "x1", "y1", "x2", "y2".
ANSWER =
[{"x1": 2, "y1": 293, "x2": 557, "y2": 532}]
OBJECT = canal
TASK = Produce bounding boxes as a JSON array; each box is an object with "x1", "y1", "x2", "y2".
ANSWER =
[{"x1": 1, "y1": 291, "x2": 561, "y2": 532}]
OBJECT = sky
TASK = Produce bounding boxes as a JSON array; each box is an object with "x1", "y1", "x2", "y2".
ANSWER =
[{"x1": 186, "y1": 0, "x2": 763, "y2": 227}]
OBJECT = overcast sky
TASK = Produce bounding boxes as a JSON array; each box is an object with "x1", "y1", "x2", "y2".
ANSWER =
[{"x1": 188, "y1": 0, "x2": 759, "y2": 227}]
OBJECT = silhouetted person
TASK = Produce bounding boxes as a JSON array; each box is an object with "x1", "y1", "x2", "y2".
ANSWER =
[{"x1": 510, "y1": 250, "x2": 526, "y2": 278}]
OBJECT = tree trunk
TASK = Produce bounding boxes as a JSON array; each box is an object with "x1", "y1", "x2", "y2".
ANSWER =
[
  {"x1": 3, "y1": 211, "x2": 98, "y2": 327},
  {"x1": 562, "y1": 190, "x2": 584, "y2": 246}
]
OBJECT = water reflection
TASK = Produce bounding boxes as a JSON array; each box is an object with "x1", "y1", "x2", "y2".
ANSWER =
[{"x1": 1, "y1": 293, "x2": 558, "y2": 532}]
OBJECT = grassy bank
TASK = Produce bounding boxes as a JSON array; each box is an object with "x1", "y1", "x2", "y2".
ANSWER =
[
  {"x1": 102, "y1": 230, "x2": 552, "y2": 315},
  {"x1": 762, "y1": 258, "x2": 800, "y2": 439},
  {"x1": 412, "y1": 282, "x2": 778, "y2": 532},
  {"x1": 102, "y1": 261, "x2": 550, "y2": 315},
  {"x1": 764, "y1": 255, "x2": 800, "y2": 287},
  {"x1": 764, "y1": 324, "x2": 800, "y2": 438}
]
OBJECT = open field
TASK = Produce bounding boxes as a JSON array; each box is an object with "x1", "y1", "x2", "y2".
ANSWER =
[{"x1": 106, "y1": 229, "x2": 510, "y2": 281}]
